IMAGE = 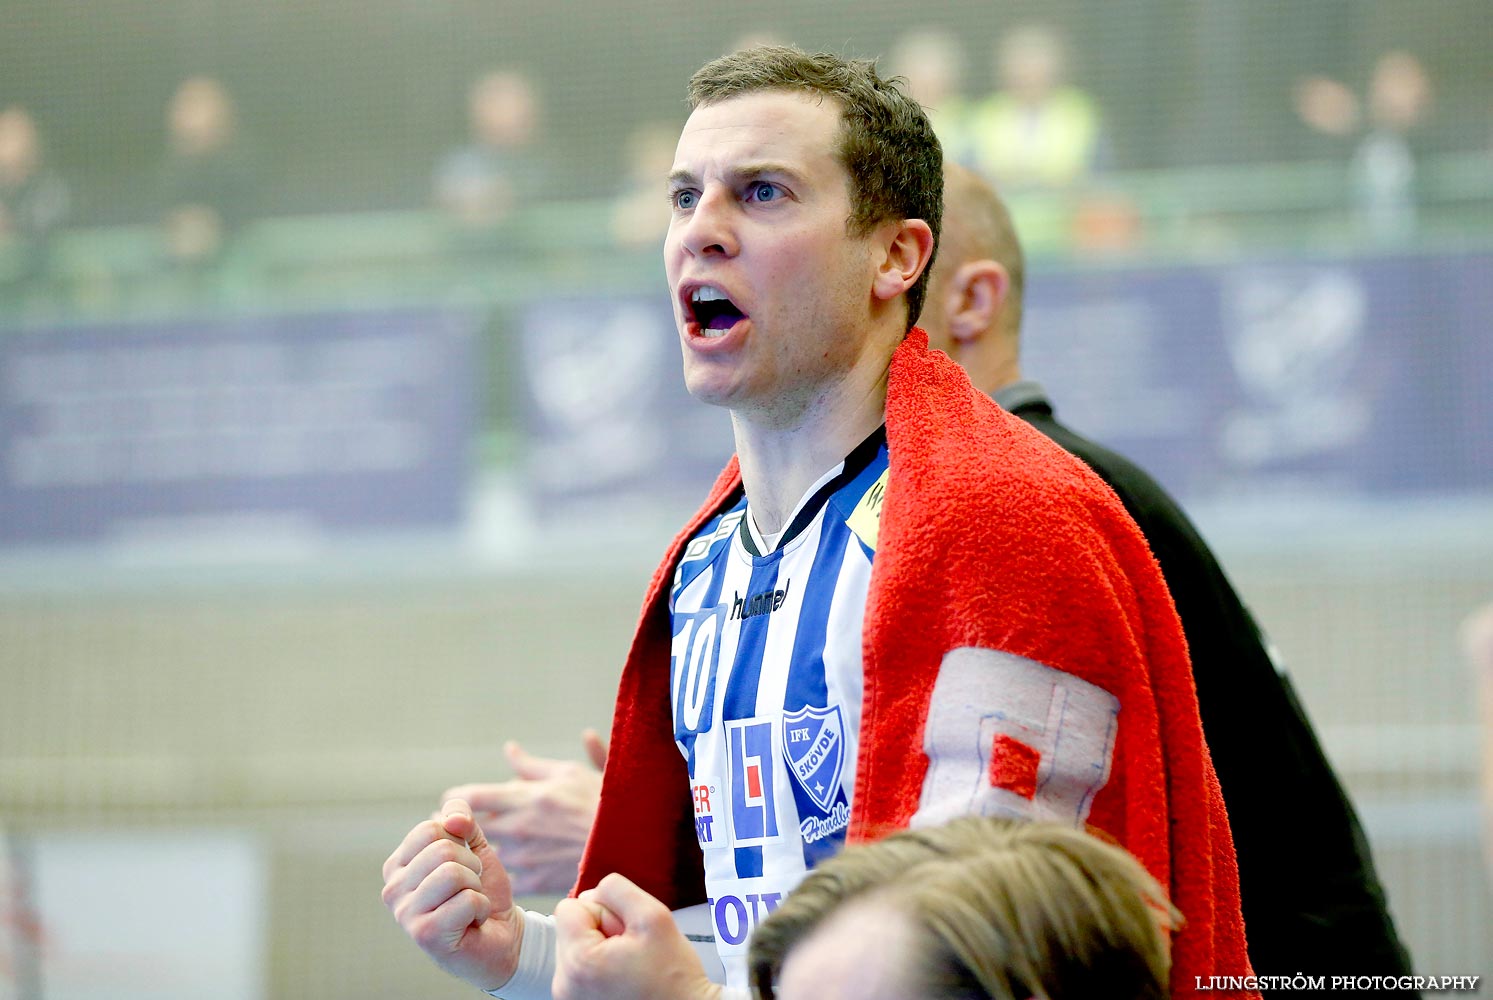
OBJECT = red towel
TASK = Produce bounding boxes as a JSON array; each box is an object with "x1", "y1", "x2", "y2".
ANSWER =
[{"x1": 579, "y1": 331, "x2": 1256, "y2": 998}]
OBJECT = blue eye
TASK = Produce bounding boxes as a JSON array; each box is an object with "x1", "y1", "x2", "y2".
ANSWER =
[
  {"x1": 673, "y1": 189, "x2": 698, "y2": 210},
  {"x1": 748, "y1": 182, "x2": 780, "y2": 203}
]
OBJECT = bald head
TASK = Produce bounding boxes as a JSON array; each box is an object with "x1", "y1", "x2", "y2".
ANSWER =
[{"x1": 917, "y1": 164, "x2": 1026, "y2": 393}]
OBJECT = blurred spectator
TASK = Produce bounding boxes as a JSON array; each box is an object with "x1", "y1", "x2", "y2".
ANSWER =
[
  {"x1": 610, "y1": 118, "x2": 682, "y2": 251},
  {"x1": 433, "y1": 69, "x2": 545, "y2": 231},
  {"x1": 0, "y1": 106, "x2": 70, "y2": 290},
  {"x1": 1293, "y1": 74, "x2": 1362, "y2": 142},
  {"x1": 886, "y1": 26, "x2": 974, "y2": 166},
  {"x1": 1294, "y1": 50, "x2": 1433, "y2": 244},
  {"x1": 160, "y1": 75, "x2": 258, "y2": 267},
  {"x1": 966, "y1": 24, "x2": 1106, "y2": 191},
  {"x1": 964, "y1": 24, "x2": 1113, "y2": 251},
  {"x1": 1352, "y1": 51, "x2": 1432, "y2": 243}
]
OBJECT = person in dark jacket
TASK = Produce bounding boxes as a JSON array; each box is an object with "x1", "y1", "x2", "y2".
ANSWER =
[{"x1": 919, "y1": 163, "x2": 1414, "y2": 989}]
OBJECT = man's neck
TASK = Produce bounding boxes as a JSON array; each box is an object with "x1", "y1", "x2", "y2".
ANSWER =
[
  {"x1": 730, "y1": 373, "x2": 890, "y2": 537},
  {"x1": 976, "y1": 356, "x2": 1023, "y2": 397}
]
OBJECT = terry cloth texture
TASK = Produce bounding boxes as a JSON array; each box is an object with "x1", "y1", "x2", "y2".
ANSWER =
[
  {"x1": 1000, "y1": 382, "x2": 1415, "y2": 988},
  {"x1": 577, "y1": 330, "x2": 1257, "y2": 998}
]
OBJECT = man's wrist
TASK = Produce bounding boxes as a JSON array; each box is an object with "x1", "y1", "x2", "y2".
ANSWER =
[{"x1": 484, "y1": 908, "x2": 555, "y2": 1000}]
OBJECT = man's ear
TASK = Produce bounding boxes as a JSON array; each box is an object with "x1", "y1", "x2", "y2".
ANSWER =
[
  {"x1": 947, "y1": 259, "x2": 1010, "y2": 344},
  {"x1": 871, "y1": 218, "x2": 936, "y2": 303}
]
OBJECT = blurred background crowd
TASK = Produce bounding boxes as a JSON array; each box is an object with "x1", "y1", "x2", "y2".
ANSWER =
[
  {"x1": 1, "y1": 1, "x2": 1488, "y2": 311},
  {"x1": 1, "y1": 1, "x2": 1489, "y2": 998}
]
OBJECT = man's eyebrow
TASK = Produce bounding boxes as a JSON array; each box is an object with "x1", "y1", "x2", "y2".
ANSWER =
[
  {"x1": 667, "y1": 162, "x2": 805, "y2": 187},
  {"x1": 728, "y1": 162, "x2": 802, "y2": 182}
]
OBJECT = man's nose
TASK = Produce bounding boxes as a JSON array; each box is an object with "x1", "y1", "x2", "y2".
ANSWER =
[{"x1": 679, "y1": 186, "x2": 739, "y2": 258}]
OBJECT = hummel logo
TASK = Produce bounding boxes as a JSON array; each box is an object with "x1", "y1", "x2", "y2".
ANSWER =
[{"x1": 730, "y1": 580, "x2": 791, "y2": 621}]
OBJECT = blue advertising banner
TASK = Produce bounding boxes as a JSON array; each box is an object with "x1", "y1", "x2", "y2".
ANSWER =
[
  {"x1": 519, "y1": 295, "x2": 733, "y2": 519},
  {"x1": 519, "y1": 252, "x2": 1491, "y2": 519},
  {"x1": 0, "y1": 307, "x2": 477, "y2": 546},
  {"x1": 1449, "y1": 255, "x2": 1493, "y2": 488},
  {"x1": 1020, "y1": 251, "x2": 1492, "y2": 501}
]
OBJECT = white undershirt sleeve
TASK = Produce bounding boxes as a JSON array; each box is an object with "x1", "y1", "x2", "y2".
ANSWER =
[
  {"x1": 484, "y1": 908, "x2": 555, "y2": 1000},
  {"x1": 481, "y1": 903, "x2": 730, "y2": 999}
]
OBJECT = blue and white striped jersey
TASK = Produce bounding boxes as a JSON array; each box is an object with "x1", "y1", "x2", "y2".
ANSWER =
[{"x1": 668, "y1": 428, "x2": 889, "y2": 987}]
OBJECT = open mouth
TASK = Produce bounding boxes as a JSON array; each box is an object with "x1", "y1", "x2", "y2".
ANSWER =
[{"x1": 688, "y1": 285, "x2": 748, "y2": 337}]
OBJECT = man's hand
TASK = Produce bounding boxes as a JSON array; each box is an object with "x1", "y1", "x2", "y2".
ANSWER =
[
  {"x1": 441, "y1": 729, "x2": 608, "y2": 896},
  {"x1": 381, "y1": 798, "x2": 524, "y2": 991},
  {"x1": 553, "y1": 873, "x2": 722, "y2": 1000}
]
